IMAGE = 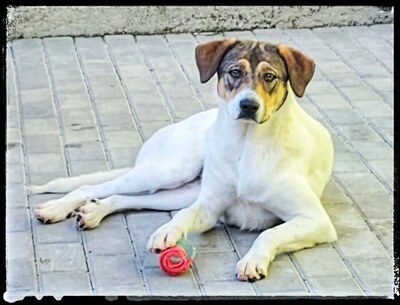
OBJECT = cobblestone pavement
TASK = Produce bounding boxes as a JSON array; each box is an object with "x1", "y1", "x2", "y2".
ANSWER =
[{"x1": 6, "y1": 25, "x2": 394, "y2": 300}]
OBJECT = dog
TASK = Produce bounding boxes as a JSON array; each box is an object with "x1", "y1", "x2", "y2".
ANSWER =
[{"x1": 31, "y1": 38, "x2": 337, "y2": 282}]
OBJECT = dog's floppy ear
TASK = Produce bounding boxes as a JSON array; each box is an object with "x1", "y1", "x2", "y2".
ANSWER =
[
  {"x1": 195, "y1": 38, "x2": 238, "y2": 83},
  {"x1": 278, "y1": 44, "x2": 315, "y2": 97}
]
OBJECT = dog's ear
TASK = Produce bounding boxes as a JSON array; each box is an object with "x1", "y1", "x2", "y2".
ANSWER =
[
  {"x1": 277, "y1": 45, "x2": 315, "y2": 97},
  {"x1": 195, "y1": 38, "x2": 238, "y2": 83}
]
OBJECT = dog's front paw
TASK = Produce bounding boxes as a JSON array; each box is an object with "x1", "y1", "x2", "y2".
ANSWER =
[
  {"x1": 235, "y1": 253, "x2": 270, "y2": 282},
  {"x1": 34, "y1": 200, "x2": 72, "y2": 224},
  {"x1": 147, "y1": 224, "x2": 185, "y2": 254},
  {"x1": 75, "y1": 198, "x2": 109, "y2": 230}
]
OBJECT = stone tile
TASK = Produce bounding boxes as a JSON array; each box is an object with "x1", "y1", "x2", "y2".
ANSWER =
[
  {"x1": 349, "y1": 193, "x2": 393, "y2": 220},
  {"x1": 225, "y1": 226, "x2": 259, "y2": 258},
  {"x1": 143, "y1": 267, "x2": 201, "y2": 296},
  {"x1": 368, "y1": 160, "x2": 393, "y2": 190},
  {"x1": 335, "y1": 172, "x2": 388, "y2": 197},
  {"x1": 336, "y1": 123, "x2": 383, "y2": 142},
  {"x1": 103, "y1": 130, "x2": 142, "y2": 148},
  {"x1": 57, "y1": 94, "x2": 92, "y2": 109},
  {"x1": 21, "y1": 101, "x2": 55, "y2": 118},
  {"x1": 306, "y1": 276, "x2": 363, "y2": 296},
  {"x1": 340, "y1": 86, "x2": 382, "y2": 102},
  {"x1": 23, "y1": 117, "x2": 59, "y2": 135},
  {"x1": 68, "y1": 159, "x2": 109, "y2": 176},
  {"x1": 7, "y1": 259, "x2": 37, "y2": 292},
  {"x1": 26, "y1": 153, "x2": 66, "y2": 174},
  {"x1": 34, "y1": 219, "x2": 81, "y2": 244},
  {"x1": 6, "y1": 183, "x2": 28, "y2": 208},
  {"x1": 346, "y1": 256, "x2": 393, "y2": 296},
  {"x1": 7, "y1": 231, "x2": 34, "y2": 260},
  {"x1": 323, "y1": 109, "x2": 365, "y2": 125},
  {"x1": 65, "y1": 141, "x2": 107, "y2": 161},
  {"x1": 311, "y1": 94, "x2": 352, "y2": 110},
  {"x1": 36, "y1": 243, "x2": 87, "y2": 272},
  {"x1": 64, "y1": 126, "x2": 101, "y2": 144},
  {"x1": 253, "y1": 255, "x2": 309, "y2": 296},
  {"x1": 126, "y1": 211, "x2": 171, "y2": 268},
  {"x1": 188, "y1": 225, "x2": 233, "y2": 253},
  {"x1": 88, "y1": 255, "x2": 143, "y2": 289},
  {"x1": 40, "y1": 271, "x2": 92, "y2": 296},
  {"x1": 24, "y1": 134, "x2": 62, "y2": 154},
  {"x1": 193, "y1": 251, "x2": 238, "y2": 282},
  {"x1": 351, "y1": 140, "x2": 392, "y2": 161},
  {"x1": 201, "y1": 279, "x2": 256, "y2": 297},
  {"x1": 6, "y1": 208, "x2": 31, "y2": 232},
  {"x1": 321, "y1": 179, "x2": 351, "y2": 204},
  {"x1": 83, "y1": 226, "x2": 133, "y2": 255},
  {"x1": 293, "y1": 244, "x2": 352, "y2": 278},
  {"x1": 108, "y1": 147, "x2": 138, "y2": 169},
  {"x1": 324, "y1": 204, "x2": 390, "y2": 259},
  {"x1": 333, "y1": 152, "x2": 369, "y2": 173},
  {"x1": 368, "y1": 218, "x2": 393, "y2": 254}
]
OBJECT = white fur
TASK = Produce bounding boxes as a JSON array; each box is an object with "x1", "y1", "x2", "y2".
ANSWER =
[{"x1": 33, "y1": 83, "x2": 337, "y2": 282}]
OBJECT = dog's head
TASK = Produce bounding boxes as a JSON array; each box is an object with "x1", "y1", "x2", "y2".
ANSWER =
[{"x1": 195, "y1": 38, "x2": 315, "y2": 124}]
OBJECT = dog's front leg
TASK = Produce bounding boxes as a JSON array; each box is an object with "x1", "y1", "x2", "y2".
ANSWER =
[
  {"x1": 147, "y1": 181, "x2": 234, "y2": 253},
  {"x1": 236, "y1": 178, "x2": 337, "y2": 282}
]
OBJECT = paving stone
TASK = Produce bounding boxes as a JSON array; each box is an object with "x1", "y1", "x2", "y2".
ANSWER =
[
  {"x1": 69, "y1": 159, "x2": 109, "y2": 176},
  {"x1": 7, "y1": 259, "x2": 38, "y2": 292},
  {"x1": 21, "y1": 101, "x2": 56, "y2": 118},
  {"x1": 64, "y1": 126, "x2": 101, "y2": 144},
  {"x1": 108, "y1": 147, "x2": 138, "y2": 169},
  {"x1": 336, "y1": 123, "x2": 383, "y2": 142},
  {"x1": 321, "y1": 179, "x2": 351, "y2": 204},
  {"x1": 194, "y1": 251, "x2": 238, "y2": 282},
  {"x1": 23, "y1": 117, "x2": 59, "y2": 135},
  {"x1": 7, "y1": 231, "x2": 34, "y2": 260},
  {"x1": 324, "y1": 203, "x2": 390, "y2": 259},
  {"x1": 333, "y1": 152, "x2": 369, "y2": 173},
  {"x1": 352, "y1": 100, "x2": 393, "y2": 119},
  {"x1": 335, "y1": 172, "x2": 388, "y2": 197},
  {"x1": 368, "y1": 160, "x2": 393, "y2": 190},
  {"x1": 306, "y1": 276, "x2": 363, "y2": 296},
  {"x1": 188, "y1": 225, "x2": 233, "y2": 253},
  {"x1": 225, "y1": 226, "x2": 259, "y2": 258},
  {"x1": 57, "y1": 94, "x2": 92, "y2": 109},
  {"x1": 40, "y1": 271, "x2": 92, "y2": 296},
  {"x1": 253, "y1": 255, "x2": 309, "y2": 296},
  {"x1": 293, "y1": 244, "x2": 352, "y2": 278},
  {"x1": 104, "y1": 130, "x2": 142, "y2": 148},
  {"x1": 368, "y1": 218, "x2": 393, "y2": 254},
  {"x1": 340, "y1": 86, "x2": 382, "y2": 102},
  {"x1": 26, "y1": 153, "x2": 66, "y2": 174},
  {"x1": 6, "y1": 208, "x2": 31, "y2": 232},
  {"x1": 201, "y1": 279, "x2": 256, "y2": 297},
  {"x1": 34, "y1": 219, "x2": 80, "y2": 244},
  {"x1": 126, "y1": 211, "x2": 171, "y2": 268},
  {"x1": 36, "y1": 243, "x2": 87, "y2": 272},
  {"x1": 83, "y1": 226, "x2": 133, "y2": 255},
  {"x1": 350, "y1": 140, "x2": 392, "y2": 161},
  {"x1": 24, "y1": 134, "x2": 62, "y2": 154},
  {"x1": 311, "y1": 94, "x2": 352, "y2": 110},
  {"x1": 6, "y1": 183, "x2": 28, "y2": 208},
  {"x1": 88, "y1": 255, "x2": 143, "y2": 290},
  {"x1": 346, "y1": 256, "x2": 393, "y2": 296},
  {"x1": 348, "y1": 193, "x2": 393, "y2": 220},
  {"x1": 323, "y1": 109, "x2": 365, "y2": 125},
  {"x1": 6, "y1": 145, "x2": 24, "y2": 164},
  {"x1": 143, "y1": 267, "x2": 201, "y2": 296},
  {"x1": 65, "y1": 141, "x2": 107, "y2": 161}
]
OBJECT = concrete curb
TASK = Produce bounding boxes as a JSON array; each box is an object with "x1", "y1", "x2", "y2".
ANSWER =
[{"x1": 6, "y1": 6, "x2": 393, "y2": 41}]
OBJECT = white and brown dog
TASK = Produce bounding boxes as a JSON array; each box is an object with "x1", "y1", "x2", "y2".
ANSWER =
[{"x1": 31, "y1": 38, "x2": 337, "y2": 282}]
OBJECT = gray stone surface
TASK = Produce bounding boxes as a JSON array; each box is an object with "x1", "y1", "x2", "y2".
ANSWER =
[
  {"x1": 6, "y1": 25, "x2": 394, "y2": 299},
  {"x1": 7, "y1": 6, "x2": 393, "y2": 40}
]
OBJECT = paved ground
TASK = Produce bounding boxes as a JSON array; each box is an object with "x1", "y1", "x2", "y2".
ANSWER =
[{"x1": 6, "y1": 25, "x2": 394, "y2": 300}]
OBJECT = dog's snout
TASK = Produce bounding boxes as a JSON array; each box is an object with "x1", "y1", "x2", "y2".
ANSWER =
[{"x1": 240, "y1": 99, "x2": 259, "y2": 115}]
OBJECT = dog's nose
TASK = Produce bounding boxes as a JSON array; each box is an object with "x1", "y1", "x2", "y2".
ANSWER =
[{"x1": 240, "y1": 99, "x2": 259, "y2": 115}]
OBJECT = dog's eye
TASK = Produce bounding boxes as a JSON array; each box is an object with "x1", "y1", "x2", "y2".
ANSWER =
[
  {"x1": 264, "y1": 73, "x2": 276, "y2": 82},
  {"x1": 229, "y1": 69, "x2": 242, "y2": 79}
]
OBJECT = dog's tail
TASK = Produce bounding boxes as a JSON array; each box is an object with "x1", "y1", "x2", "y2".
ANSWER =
[{"x1": 27, "y1": 167, "x2": 131, "y2": 194}]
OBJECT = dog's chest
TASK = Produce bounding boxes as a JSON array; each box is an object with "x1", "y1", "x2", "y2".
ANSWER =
[{"x1": 236, "y1": 137, "x2": 284, "y2": 202}]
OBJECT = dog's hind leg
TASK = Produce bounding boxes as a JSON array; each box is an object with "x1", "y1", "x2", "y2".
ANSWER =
[
  {"x1": 34, "y1": 160, "x2": 202, "y2": 224},
  {"x1": 75, "y1": 179, "x2": 201, "y2": 230},
  {"x1": 28, "y1": 167, "x2": 131, "y2": 194}
]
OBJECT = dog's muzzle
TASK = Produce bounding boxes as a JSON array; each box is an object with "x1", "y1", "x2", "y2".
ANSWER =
[{"x1": 238, "y1": 98, "x2": 259, "y2": 121}]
